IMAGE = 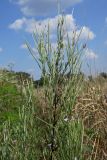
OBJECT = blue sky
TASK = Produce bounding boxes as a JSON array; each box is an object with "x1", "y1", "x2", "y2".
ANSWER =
[{"x1": 0, "y1": 0, "x2": 107, "y2": 79}]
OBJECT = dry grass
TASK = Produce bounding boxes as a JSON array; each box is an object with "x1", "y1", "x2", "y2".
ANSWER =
[
  {"x1": 35, "y1": 77, "x2": 107, "y2": 159},
  {"x1": 72, "y1": 78, "x2": 107, "y2": 159}
]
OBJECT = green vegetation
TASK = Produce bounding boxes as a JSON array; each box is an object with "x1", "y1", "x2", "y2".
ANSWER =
[{"x1": 0, "y1": 15, "x2": 107, "y2": 160}]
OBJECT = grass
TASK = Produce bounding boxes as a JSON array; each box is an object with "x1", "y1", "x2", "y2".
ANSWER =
[{"x1": 0, "y1": 14, "x2": 107, "y2": 159}]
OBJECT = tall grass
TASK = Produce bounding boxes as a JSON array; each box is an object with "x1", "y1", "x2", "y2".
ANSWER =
[
  {"x1": 26, "y1": 15, "x2": 85, "y2": 159},
  {"x1": 0, "y1": 15, "x2": 86, "y2": 159}
]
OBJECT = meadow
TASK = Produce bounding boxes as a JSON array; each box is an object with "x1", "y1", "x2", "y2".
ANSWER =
[{"x1": 0, "y1": 15, "x2": 107, "y2": 160}]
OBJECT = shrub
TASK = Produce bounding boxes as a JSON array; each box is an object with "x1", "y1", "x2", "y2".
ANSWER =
[{"x1": 99, "y1": 72, "x2": 107, "y2": 79}]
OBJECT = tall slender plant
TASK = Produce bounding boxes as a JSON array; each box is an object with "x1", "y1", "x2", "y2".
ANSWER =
[{"x1": 27, "y1": 14, "x2": 85, "y2": 159}]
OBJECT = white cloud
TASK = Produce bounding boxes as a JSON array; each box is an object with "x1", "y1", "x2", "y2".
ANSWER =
[
  {"x1": 9, "y1": 15, "x2": 76, "y2": 33},
  {"x1": 9, "y1": 14, "x2": 95, "y2": 41},
  {"x1": 9, "y1": 17, "x2": 26, "y2": 30},
  {"x1": 10, "y1": 0, "x2": 83, "y2": 16},
  {"x1": 85, "y1": 48, "x2": 98, "y2": 59},
  {"x1": 77, "y1": 26, "x2": 95, "y2": 40},
  {"x1": 20, "y1": 43, "x2": 27, "y2": 49},
  {"x1": 0, "y1": 47, "x2": 3, "y2": 53},
  {"x1": 20, "y1": 43, "x2": 38, "y2": 56}
]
